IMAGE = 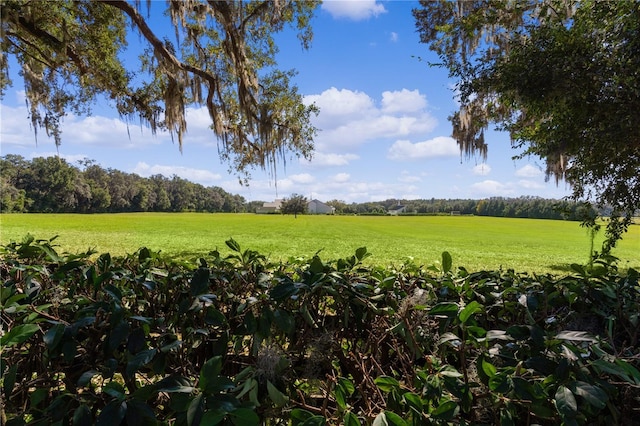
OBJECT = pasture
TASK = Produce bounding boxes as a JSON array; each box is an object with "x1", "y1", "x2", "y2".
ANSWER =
[{"x1": 1, "y1": 213, "x2": 638, "y2": 273}]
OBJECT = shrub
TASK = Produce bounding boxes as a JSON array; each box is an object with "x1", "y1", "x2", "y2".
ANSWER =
[{"x1": 1, "y1": 235, "x2": 638, "y2": 425}]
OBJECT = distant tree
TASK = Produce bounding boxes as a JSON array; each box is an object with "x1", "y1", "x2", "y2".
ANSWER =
[
  {"x1": 281, "y1": 194, "x2": 307, "y2": 218},
  {"x1": 414, "y1": 0, "x2": 640, "y2": 251},
  {"x1": 1, "y1": 1, "x2": 319, "y2": 180}
]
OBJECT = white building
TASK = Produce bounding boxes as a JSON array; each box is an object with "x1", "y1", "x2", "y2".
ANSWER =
[{"x1": 307, "y1": 199, "x2": 335, "y2": 215}]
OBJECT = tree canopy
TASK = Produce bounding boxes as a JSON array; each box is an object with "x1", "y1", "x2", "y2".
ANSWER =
[
  {"x1": 280, "y1": 193, "x2": 307, "y2": 217},
  {"x1": 414, "y1": 0, "x2": 640, "y2": 251},
  {"x1": 0, "y1": 0, "x2": 319, "y2": 180}
]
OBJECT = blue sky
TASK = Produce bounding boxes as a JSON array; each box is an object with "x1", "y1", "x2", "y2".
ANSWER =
[{"x1": 0, "y1": 0, "x2": 573, "y2": 203}]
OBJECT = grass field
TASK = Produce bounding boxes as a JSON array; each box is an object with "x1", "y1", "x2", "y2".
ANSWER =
[{"x1": 1, "y1": 213, "x2": 638, "y2": 274}]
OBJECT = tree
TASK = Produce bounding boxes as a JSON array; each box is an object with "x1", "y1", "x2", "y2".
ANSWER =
[
  {"x1": 414, "y1": 0, "x2": 640, "y2": 251},
  {"x1": 281, "y1": 193, "x2": 307, "y2": 218},
  {"x1": 1, "y1": 0, "x2": 319, "y2": 180}
]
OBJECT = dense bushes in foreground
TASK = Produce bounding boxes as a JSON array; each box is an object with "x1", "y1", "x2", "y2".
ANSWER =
[{"x1": 1, "y1": 236, "x2": 639, "y2": 425}]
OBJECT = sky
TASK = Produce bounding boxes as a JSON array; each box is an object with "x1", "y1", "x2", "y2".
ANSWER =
[{"x1": 0, "y1": 0, "x2": 574, "y2": 204}]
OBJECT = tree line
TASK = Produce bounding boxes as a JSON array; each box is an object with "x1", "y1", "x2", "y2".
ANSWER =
[
  {"x1": 1, "y1": 154, "x2": 594, "y2": 220},
  {"x1": 0, "y1": 155, "x2": 248, "y2": 214},
  {"x1": 326, "y1": 197, "x2": 595, "y2": 221}
]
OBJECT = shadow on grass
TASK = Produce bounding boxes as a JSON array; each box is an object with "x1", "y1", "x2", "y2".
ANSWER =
[{"x1": 549, "y1": 264, "x2": 575, "y2": 274}]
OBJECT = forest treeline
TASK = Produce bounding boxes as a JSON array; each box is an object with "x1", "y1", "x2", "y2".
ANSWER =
[{"x1": 1, "y1": 155, "x2": 592, "y2": 220}]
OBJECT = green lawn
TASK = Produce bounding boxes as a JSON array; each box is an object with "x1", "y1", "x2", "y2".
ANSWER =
[{"x1": 1, "y1": 213, "x2": 638, "y2": 274}]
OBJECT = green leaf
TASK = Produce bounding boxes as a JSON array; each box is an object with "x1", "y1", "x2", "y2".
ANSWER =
[
  {"x1": 226, "y1": 238, "x2": 241, "y2": 253},
  {"x1": 200, "y1": 356, "x2": 222, "y2": 391},
  {"x1": 187, "y1": 393, "x2": 204, "y2": 426},
  {"x1": 96, "y1": 401, "x2": 127, "y2": 426},
  {"x1": 343, "y1": 411, "x2": 361, "y2": 426},
  {"x1": 591, "y1": 359, "x2": 640, "y2": 384},
  {"x1": 570, "y1": 381, "x2": 607, "y2": 410},
  {"x1": 267, "y1": 380, "x2": 289, "y2": 407},
  {"x1": 458, "y1": 300, "x2": 483, "y2": 324},
  {"x1": 477, "y1": 355, "x2": 497, "y2": 384},
  {"x1": 554, "y1": 385, "x2": 577, "y2": 418},
  {"x1": 403, "y1": 392, "x2": 423, "y2": 411},
  {"x1": 431, "y1": 400, "x2": 459, "y2": 420},
  {"x1": 489, "y1": 373, "x2": 511, "y2": 393},
  {"x1": 200, "y1": 410, "x2": 226, "y2": 425},
  {"x1": 126, "y1": 349, "x2": 157, "y2": 378},
  {"x1": 335, "y1": 385, "x2": 347, "y2": 410},
  {"x1": 204, "y1": 307, "x2": 227, "y2": 326},
  {"x1": 190, "y1": 268, "x2": 210, "y2": 296},
  {"x1": 270, "y1": 282, "x2": 298, "y2": 301},
  {"x1": 73, "y1": 404, "x2": 93, "y2": 426},
  {"x1": 374, "y1": 376, "x2": 400, "y2": 392},
  {"x1": 429, "y1": 302, "x2": 459, "y2": 318},
  {"x1": 103, "y1": 381, "x2": 126, "y2": 400},
  {"x1": 43, "y1": 323, "x2": 65, "y2": 351},
  {"x1": 229, "y1": 408, "x2": 260, "y2": 425},
  {"x1": 383, "y1": 411, "x2": 409, "y2": 426},
  {"x1": 355, "y1": 247, "x2": 369, "y2": 262},
  {"x1": 77, "y1": 370, "x2": 99, "y2": 388},
  {"x1": 3, "y1": 364, "x2": 18, "y2": 397},
  {"x1": 442, "y1": 251, "x2": 452, "y2": 273},
  {"x1": 1, "y1": 323, "x2": 39, "y2": 347},
  {"x1": 338, "y1": 377, "x2": 355, "y2": 396},
  {"x1": 273, "y1": 309, "x2": 295, "y2": 334}
]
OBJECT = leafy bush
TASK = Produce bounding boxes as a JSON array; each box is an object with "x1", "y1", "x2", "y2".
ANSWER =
[{"x1": 1, "y1": 235, "x2": 639, "y2": 425}]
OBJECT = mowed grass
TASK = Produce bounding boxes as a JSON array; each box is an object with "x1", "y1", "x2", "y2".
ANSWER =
[{"x1": 1, "y1": 213, "x2": 638, "y2": 274}]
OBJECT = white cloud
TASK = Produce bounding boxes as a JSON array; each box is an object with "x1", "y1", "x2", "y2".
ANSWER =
[
  {"x1": 289, "y1": 173, "x2": 316, "y2": 184},
  {"x1": 322, "y1": 0, "x2": 386, "y2": 20},
  {"x1": 306, "y1": 87, "x2": 438, "y2": 153},
  {"x1": 515, "y1": 164, "x2": 543, "y2": 178},
  {"x1": 472, "y1": 163, "x2": 492, "y2": 176},
  {"x1": 390, "y1": 32, "x2": 398, "y2": 42},
  {"x1": 381, "y1": 89, "x2": 427, "y2": 114},
  {"x1": 387, "y1": 137, "x2": 458, "y2": 161},
  {"x1": 133, "y1": 162, "x2": 221, "y2": 185},
  {"x1": 305, "y1": 87, "x2": 375, "y2": 128},
  {"x1": 517, "y1": 179, "x2": 544, "y2": 189},
  {"x1": 307, "y1": 152, "x2": 360, "y2": 166},
  {"x1": 333, "y1": 173, "x2": 351, "y2": 183},
  {"x1": 470, "y1": 180, "x2": 515, "y2": 196},
  {"x1": 398, "y1": 171, "x2": 422, "y2": 183}
]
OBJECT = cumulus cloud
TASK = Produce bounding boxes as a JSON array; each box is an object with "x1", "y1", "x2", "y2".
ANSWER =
[
  {"x1": 305, "y1": 87, "x2": 438, "y2": 152},
  {"x1": 307, "y1": 152, "x2": 360, "y2": 166},
  {"x1": 322, "y1": 0, "x2": 386, "y2": 20},
  {"x1": 333, "y1": 173, "x2": 351, "y2": 183},
  {"x1": 470, "y1": 180, "x2": 515, "y2": 196},
  {"x1": 398, "y1": 171, "x2": 422, "y2": 183},
  {"x1": 517, "y1": 179, "x2": 544, "y2": 189},
  {"x1": 133, "y1": 162, "x2": 221, "y2": 185},
  {"x1": 289, "y1": 173, "x2": 316, "y2": 184},
  {"x1": 305, "y1": 87, "x2": 375, "y2": 128},
  {"x1": 381, "y1": 89, "x2": 427, "y2": 114},
  {"x1": 515, "y1": 164, "x2": 543, "y2": 178},
  {"x1": 387, "y1": 137, "x2": 459, "y2": 161},
  {"x1": 390, "y1": 32, "x2": 398, "y2": 42},
  {"x1": 472, "y1": 163, "x2": 492, "y2": 176}
]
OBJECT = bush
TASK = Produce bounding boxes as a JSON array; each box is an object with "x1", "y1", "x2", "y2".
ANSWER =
[{"x1": 1, "y1": 235, "x2": 639, "y2": 425}]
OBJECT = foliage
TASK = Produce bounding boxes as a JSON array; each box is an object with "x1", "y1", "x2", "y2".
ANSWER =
[
  {"x1": 280, "y1": 193, "x2": 308, "y2": 217},
  {"x1": 0, "y1": 0, "x2": 319, "y2": 179},
  {"x1": 1, "y1": 155, "x2": 599, "y2": 221},
  {"x1": 2, "y1": 235, "x2": 639, "y2": 425},
  {"x1": 2, "y1": 214, "x2": 639, "y2": 275},
  {"x1": 0, "y1": 155, "x2": 246, "y2": 213},
  {"x1": 413, "y1": 0, "x2": 640, "y2": 251}
]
